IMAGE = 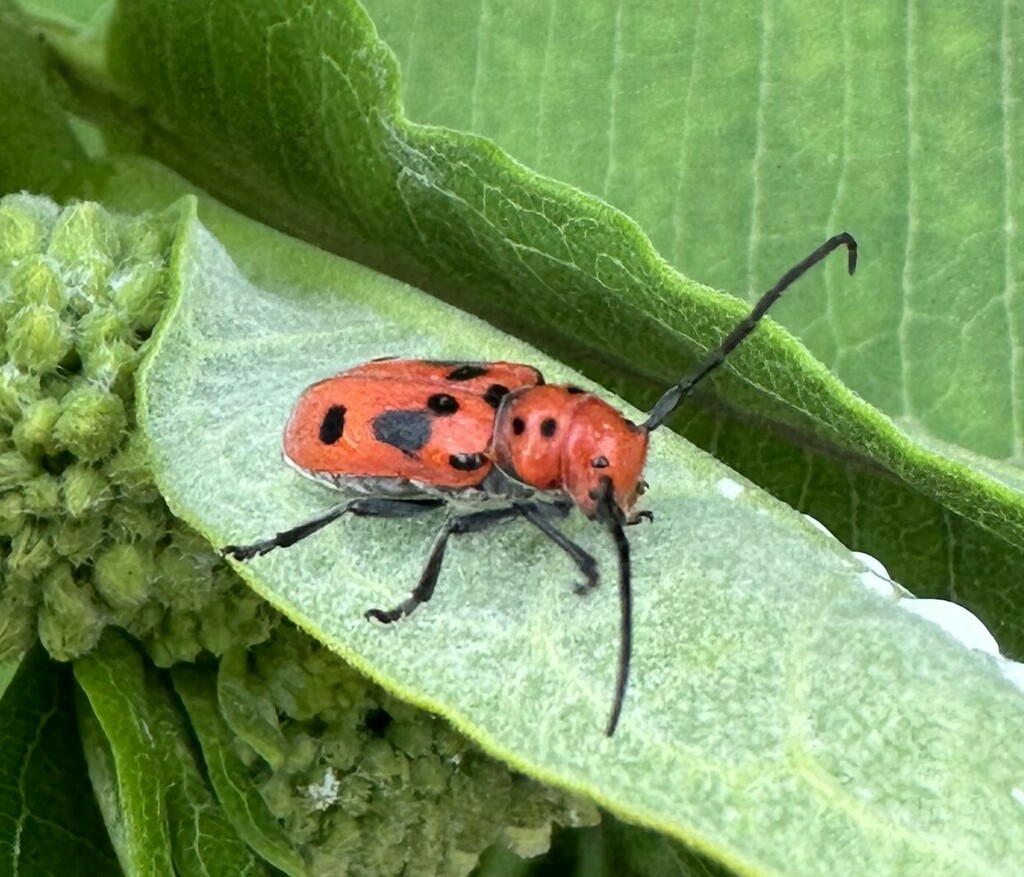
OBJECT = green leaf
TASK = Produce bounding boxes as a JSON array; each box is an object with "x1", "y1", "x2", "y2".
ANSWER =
[
  {"x1": 368, "y1": 0, "x2": 1024, "y2": 458},
  {"x1": 0, "y1": 0, "x2": 84, "y2": 195},
  {"x1": 133, "y1": 172, "x2": 1024, "y2": 877},
  {"x1": 0, "y1": 644, "x2": 118, "y2": 877},
  {"x1": 17, "y1": 0, "x2": 98, "y2": 27},
  {"x1": 73, "y1": 637, "x2": 179, "y2": 877},
  {"x1": 43, "y1": 0, "x2": 1024, "y2": 659},
  {"x1": 171, "y1": 664, "x2": 310, "y2": 877},
  {"x1": 74, "y1": 632, "x2": 274, "y2": 877},
  {"x1": 0, "y1": 657, "x2": 19, "y2": 699}
]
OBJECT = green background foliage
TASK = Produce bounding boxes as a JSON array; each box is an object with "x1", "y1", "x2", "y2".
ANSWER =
[
  {"x1": 67, "y1": 0, "x2": 1024, "y2": 658},
  {"x1": 1, "y1": 0, "x2": 1023, "y2": 874},
  {"x1": 369, "y1": 0, "x2": 1024, "y2": 459}
]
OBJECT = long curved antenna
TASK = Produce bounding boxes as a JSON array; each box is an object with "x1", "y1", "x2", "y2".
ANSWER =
[
  {"x1": 599, "y1": 481, "x2": 632, "y2": 737},
  {"x1": 642, "y1": 232, "x2": 857, "y2": 432}
]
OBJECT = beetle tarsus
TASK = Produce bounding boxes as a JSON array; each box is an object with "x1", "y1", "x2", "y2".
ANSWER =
[
  {"x1": 365, "y1": 606, "x2": 408, "y2": 624},
  {"x1": 626, "y1": 510, "x2": 654, "y2": 526}
]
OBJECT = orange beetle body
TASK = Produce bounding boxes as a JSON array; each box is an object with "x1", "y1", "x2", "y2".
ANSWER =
[
  {"x1": 491, "y1": 386, "x2": 650, "y2": 518},
  {"x1": 223, "y1": 234, "x2": 858, "y2": 736},
  {"x1": 283, "y1": 359, "x2": 541, "y2": 494},
  {"x1": 284, "y1": 358, "x2": 651, "y2": 519}
]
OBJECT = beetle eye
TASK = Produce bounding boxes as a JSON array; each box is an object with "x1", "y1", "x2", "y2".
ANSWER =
[
  {"x1": 591, "y1": 455, "x2": 610, "y2": 469},
  {"x1": 636, "y1": 479, "x2": 649, "y2": 495}
]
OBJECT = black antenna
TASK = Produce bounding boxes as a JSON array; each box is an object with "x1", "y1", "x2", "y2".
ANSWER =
[
  {"x1": 642, "y1": 233, "x2": 857, "y2": 432},
  {"x1": 600, "y1": 480, "x2": 632, "y2": 737}
]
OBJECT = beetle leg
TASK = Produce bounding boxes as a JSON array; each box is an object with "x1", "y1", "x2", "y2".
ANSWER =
[
  {"x1": 514, "y1": 502, "x2": 600, "y2": 594},
  {"x1": 626, "y1": 510, "x2": 654, "y2": 526},
  {"x1": 222, "y1": 498, "x2": 444, "y2": 560},
  {"x1": 365, "y1": 506, "x2": 523, "y2": 624}
]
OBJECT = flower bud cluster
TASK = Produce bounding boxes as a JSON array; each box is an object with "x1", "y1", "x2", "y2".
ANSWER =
[
  {"x1": 0, "y1": 195, "x2": 274, "y2": 662},
  {"x1": 220, "y1": 626, "x2": 598, "y2": 876}
]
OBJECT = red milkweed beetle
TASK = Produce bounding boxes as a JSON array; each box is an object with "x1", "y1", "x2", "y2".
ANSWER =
[{"x1": 223, "y1": 233, "x2": 857, "y2": 736}]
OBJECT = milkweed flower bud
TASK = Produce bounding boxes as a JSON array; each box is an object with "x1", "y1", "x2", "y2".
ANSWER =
[
  {"x1": 50, "y1": 515, "x2": 105, "y2": 567},
  {"x1": 0, "y1": 449, "x2": 38, "y2": 490},
  {"x1": 47, "y1": 201, "x2": 120, "y2": 268},
  {"x1": 6, "y1": 521, "x2": 55, "y2": 585},
  {"x1": 62, "y1": 463, "x2": 111, "y2": 518},
  {"x1": 217, "y1": 626, "x2": 599, "y2": 876},
  {"x1": 113, "y1": 261, "x2": 167, "y2": 333},
  {"x1": 107, "y1": 499, "x2": 168, "y2": 545},
  {"x1": 52, "y1": 384, "x2": 126, "y2": 461},
  {"x1": 6, "y1": 306, "x2": 72, "y2": 373},
  {"x1": 92, "y1": 542, "x2": 155, "y2": 611},
  {"x1": 148, "y1": 609, "x2": 203, "y2": 666},
  {"x1": 38, "y1": 563, "x2": 104, "y2": 660},
  {"x1": 76, "y1": 309, "x2": 136, "y2": 388},
  {"x1": 6, "y1": 254, "x2": 65, "y2": 312},
  {"x1": 0, "y1": 195, "x2": 54, "y2": 263},
  {"x1": 0, "y1": 196, "x2": 285, "y2": 714},
  {"x1": 0, "y1": 365, "x2": 39, "y2": 425},
  {"x1": 22, "y1": 473, "x2": 61, "y2": 517},
  {"x1": 0, "y1": 584, "x2": 38, "y2": 657},
  {"x1": 47, "y1": 202, "x2": 118, "y2": 316},
  {"x1": 12, "y1": 397, "x2": 61, "y2": 457},
  {"x1": 119, "y1": 215, "x2": 174, "y2": 262},
  {"x1": 103, "y1": 432, "x2": 156, "y2": 495},
  {"x1": 0, "y1": 493, "x2": 24, "y2": 537}
]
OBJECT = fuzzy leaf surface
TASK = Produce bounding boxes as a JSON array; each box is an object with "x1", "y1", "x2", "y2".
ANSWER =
[{"x1": 135, "y1": 189, "x2": 1024, "y2": 877}]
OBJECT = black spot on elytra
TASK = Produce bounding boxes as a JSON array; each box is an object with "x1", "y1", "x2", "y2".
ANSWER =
[
  {"x1": 372, "y1": 409, "x2": 431, "y2": 455},
  {"x1": 427, "y1": 393, "x2": 459, "y2": 415},
  {"x1": 447, "y1": 364, "x2": 488, "y2": 381},
  {"x1": 512, "y1": 417, "x2": 526, "y2": 435},
  {"x1": 566, "y1": 385, "x2": 585, "y2": 394},
  {"x1": 319, "y1": 405, "x2": 346, "y2": 444},
  {"x1": 484, "y1": 384, "x2": 510, "y2": 409},
  {"x1": 449, "y1": 452, "x2": 487, "y2": 471},
  {"x1": 591, "y1": 455, "x2": 609, "y2": 469},
  {"x1": 540, "y1": 417, "x2": 558, "y2": 438}
]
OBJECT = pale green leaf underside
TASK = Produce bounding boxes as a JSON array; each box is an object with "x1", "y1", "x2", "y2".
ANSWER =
[
  {"x1": 368, "y1": 0, "x2": 1024, "y2": 464},
  {"x1": 138, "y1": 198, "x2": 1024, "y2": 877}
]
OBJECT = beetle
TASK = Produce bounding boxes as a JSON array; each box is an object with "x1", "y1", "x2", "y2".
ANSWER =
[{"x1": 223, "y1": 233, "x2": 857, "y2": 736}]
